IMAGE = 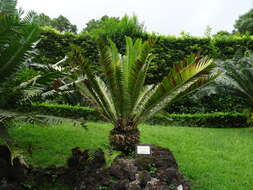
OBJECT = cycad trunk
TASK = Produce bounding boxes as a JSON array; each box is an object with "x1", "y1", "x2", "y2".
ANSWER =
[{"x1": 109, "y1": 122, "x2": 140, "y2": 154}]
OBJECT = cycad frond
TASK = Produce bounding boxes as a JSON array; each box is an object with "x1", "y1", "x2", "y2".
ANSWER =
[
  {"x1": 0, "y1": 14, "x2": 41, "y2": 82},
  {"x1": 72, "y1": 38, "x2": 220, "y2": 126}
]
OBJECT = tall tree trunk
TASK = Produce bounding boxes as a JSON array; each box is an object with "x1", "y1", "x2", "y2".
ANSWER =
[{"x1": 109, "y1": 122, "x2": 140, "y2": 154}]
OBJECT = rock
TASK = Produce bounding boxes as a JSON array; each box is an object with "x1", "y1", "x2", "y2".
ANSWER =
[
  {"x1": 91, "y1": 149, "x2": 105, "y2": 169},
  {"x1": 136, "y1": 170, "x2": 151, "y2": 188},
  {"x1": 67, "y1": 148, "x2": 105, "y2": 170},
  {"x1": 67, "y1": 147, "x2": 89, "y2": 169},
  {"x1": 0, "y1": 145, "x2": 190, "y2": 190},
  {"x1": 157, "y1": 167, "x2": 180, "y2": 184},
  {"x1": 144, "y1": 178, "x2": 167, "y2": 190},
  {"x1": 128, "y1": 181, "x2": 142, "y2": 190},
  {"x1": 110, "y1": 158, "x2": 137, "y2": 180},
  {"x1": 111, "y1": 179, "x2": 129, "y2": 190}
]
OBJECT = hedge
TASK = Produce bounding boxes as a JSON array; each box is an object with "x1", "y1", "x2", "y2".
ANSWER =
[
  {"x1": 26, "y1": 103, "x2": 250, "y2": 128},
  {"x1": 31, "y1": 29, "x2": 253, "y2": 113},
  {"x1": 24, "y1": 103, "x2": 99, "y2": 121},
  {"x1": 35, "y1": 29, "x2": 253, "y2": 83},
  {"x1": 149, "y1": 112, "x2": 250, "y2": 128}
]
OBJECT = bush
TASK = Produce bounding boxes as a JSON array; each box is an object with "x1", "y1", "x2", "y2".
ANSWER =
[
  {"x1": 149, "y1": 112, "x2": 250, "y2": 128},
  {"x1": 25, "y1": 103, "x2": 100, "y2": 121},
  {"x1": 165, "y1": 94, "x2": 247, "y2": 114},
  {"x1": 21, "y1": 103, "x2": 250, "y2": 128},
  {"x1": 35, "y1": 28, "x2": 253, "y2": 83}
]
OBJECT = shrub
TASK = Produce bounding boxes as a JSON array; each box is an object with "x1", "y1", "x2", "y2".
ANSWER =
[
  {"x1": 22, "y1": 103, "x2": 250, "y2": 128},
  {"x1": 149, "y1": 112, "x2": 250, "y2": 128},
  {"x1": 25, "y1": 103, "x2": 100, "y2": 121}
]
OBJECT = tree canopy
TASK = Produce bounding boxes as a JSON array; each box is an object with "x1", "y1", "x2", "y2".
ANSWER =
[
  {"x1": 32, "y1": 12, "x2": 77, "y2": 33},
  {"x1": 234, "y1": 8, "x2": 253, "y2": 35}
]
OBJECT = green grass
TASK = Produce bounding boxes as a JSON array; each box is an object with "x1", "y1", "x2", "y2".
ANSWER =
[{"x1": 6, "y1": 122, "x2": 253, "y2": 190}]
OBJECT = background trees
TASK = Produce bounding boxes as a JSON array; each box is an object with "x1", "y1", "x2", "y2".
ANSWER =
[
  {"x1": 234, "y1": 8, "x2": 253, "y2": 35},
  {"x1": 51, "y1": 15, "x2": 77, "y2": 33},
  {"x1": 31, "y1": 12, "x2": 77, "y2": 33}
]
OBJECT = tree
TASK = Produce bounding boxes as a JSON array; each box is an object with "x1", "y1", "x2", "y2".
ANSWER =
[
  {"x1": 82, "y1": 15, "x2": 144, "y2": 53},
  {"x1": 213, "y1": 30, "x2": 231, "y2": 37},
  {"x1": 82, "y1": 15, "x2": 120, "y2": 33},
  {"x1": 204, "y1": 25, "x2": 212, "y2": 37},
  {"x1": 68, "y1": 37, "x2": 221, "y2": 154},
  {"x1": 234, "y1": 8, "x2": 253, "y2": 35},
  {"x1": 51, "y1": 15, "x2": 77, "y2": 33},
  {"x1": 32, "y1": 12, "x2": 52, "y2": 27}
]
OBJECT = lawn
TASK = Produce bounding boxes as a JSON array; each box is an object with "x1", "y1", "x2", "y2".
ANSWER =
[{"x1": 6, "y1": 121, "x2": 253, "y2": 190}]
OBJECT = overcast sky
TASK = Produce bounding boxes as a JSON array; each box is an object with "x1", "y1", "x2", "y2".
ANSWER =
[{"x1": 17, "y1": 0, "x2": 253, "y2": 36}]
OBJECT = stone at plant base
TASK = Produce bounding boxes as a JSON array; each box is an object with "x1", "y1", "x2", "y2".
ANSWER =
[
  {"x1": 0, "y1": 145, "x2": 190, "y2": 190},
  {"x1": 109, "y1": 158, "x2": 138, "y2": 180}
]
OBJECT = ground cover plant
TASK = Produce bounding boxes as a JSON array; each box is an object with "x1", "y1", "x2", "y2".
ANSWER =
[{"x1": 7, "y1": 121, "x2": 253, "y2": 190}]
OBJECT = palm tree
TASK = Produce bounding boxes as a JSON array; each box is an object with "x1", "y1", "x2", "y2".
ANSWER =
[{"x1": 66, "y1": 37, "x2": 221, "y2": 153}]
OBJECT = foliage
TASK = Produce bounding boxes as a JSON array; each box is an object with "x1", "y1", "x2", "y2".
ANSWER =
[
  {"x1": 35, "y1": 27, "x2": 253, "y2": 84},
  {"x1": 149, "y1": 112, "x2": 249, "y2": 128},
  {"x1": 51, "y1": 15, "x2": 77, "y2": 33},
  {"x1": 81, "y1": 15, "x2": 145, "y2": 52},
  {"x1": 213, "y1": 30, "x2": 231, "y2": 37},
  {"x1": 31, "y1": 12, "x2": 77, "y2": 33},
  {"x1": 213, "y1": 35, "x2": 253, "y2": 60},
  {"x1": 0, "y1": 0, "x2": 41, "y2": 108},
  {"x1": 165, "y1": 94, "x2": 247, "y2": 114},
  {"x1": 23, "y1": 102, "x2": 249, "y2": 128},
  {"x1": 32, "y1": 12, "x2": 52, "y2": 27},
  {"x1": 26, "y1": 102, "x2": 98, "y2": 120},
  {"x1": 0, "y1": 0, "x2": 17, "y2": 15},
  {"x1": 67, "y1": 37, "x2": 220, "y2": 153},
  {"x1": 219, "y1": 52, "x2": 253, "y2": 111},
  {"x1": 82, "y1": 15, "x2": 120, "y2": 33},
  {"x1": 234, "y1": 8, "x2": 253, "y2": 35}
]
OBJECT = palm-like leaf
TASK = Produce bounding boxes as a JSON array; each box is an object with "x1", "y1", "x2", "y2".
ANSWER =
[
  {"x1": 0, "y1": 16, "x2": 40, "y2": 82},
  {"x1": 67, "y1": 37, "x2": 221, "y2": 153},
  {"x1": 0, "y1": 3, "x2": 41, "y2": 108},
  {"x1": 221, "y1": 55, "x2": 253, "y2": 109},
  {"x1": 74, "y1": 39, "x2": 221, "y2": 126}
]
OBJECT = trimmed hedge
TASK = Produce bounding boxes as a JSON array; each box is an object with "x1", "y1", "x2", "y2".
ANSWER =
[
  {"x1": 35, "y1": 29, "x2": 253, "y2": 84},
  {"x1": 149, "y1": 112, "x2": 250, "y2": 128},
  {"x1": 27, "y1": 103, "x2": 100, "y2": 121},
  {"x1": 32, "y1": 29, "x2": 253, "y2": 113},
  {"x1": 26, "y1": 103, "x2": 250, "y2": 128}
]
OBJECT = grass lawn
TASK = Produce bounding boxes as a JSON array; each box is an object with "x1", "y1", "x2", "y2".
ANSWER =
[{"x1": 5, "y1": 121, "x2": 253, "y2": 190}]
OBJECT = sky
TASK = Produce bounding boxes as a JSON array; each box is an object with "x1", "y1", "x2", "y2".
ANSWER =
[{"x1": 17, "y1": 0, "x2": 253, "y2": 36}]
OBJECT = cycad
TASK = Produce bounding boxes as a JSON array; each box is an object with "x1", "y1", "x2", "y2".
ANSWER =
[
  {"x1": 0, "y1": 1, "x2": 41, "y2": 107},
  {"x1": 69, "y1": 37, "x2": 221, "y2": 153},
  {"x1": 220, "y1": 53, "x2": 253, "y2": 111}
]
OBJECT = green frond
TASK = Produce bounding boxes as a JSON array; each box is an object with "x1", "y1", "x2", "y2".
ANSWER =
[
  {"x1": 70, "y1": 37, "x2": 219, "y2": 128},
  {"x1": 136, "y1": 56, "x2": 220, "y2": 122}
]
